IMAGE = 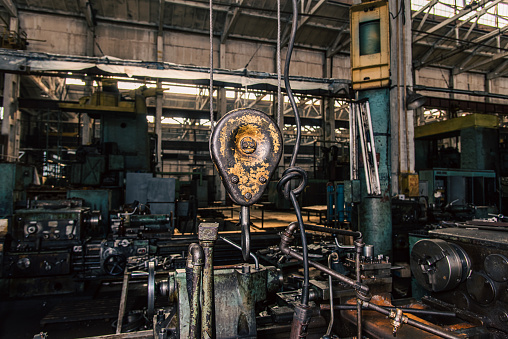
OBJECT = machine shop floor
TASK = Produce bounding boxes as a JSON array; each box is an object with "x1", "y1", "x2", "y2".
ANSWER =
[
  {"x1": 188, "y1": 205, "x2": 326, "y2": 234},
  {"x1": 0, "y1": 209, "x2": 329, "y2": 339}
]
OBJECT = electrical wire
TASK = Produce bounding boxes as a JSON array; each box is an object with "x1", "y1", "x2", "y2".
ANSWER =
[{"x1": 277, "y1": 0, "x2": 310, "y2": 307}]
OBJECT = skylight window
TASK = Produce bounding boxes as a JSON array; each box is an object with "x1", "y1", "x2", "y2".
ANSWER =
[{"x1": 411, "y1": 0, "x2": 508, "y2": 29}]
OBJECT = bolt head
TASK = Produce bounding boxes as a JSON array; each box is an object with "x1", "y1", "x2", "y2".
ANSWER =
[
  {"x1": 240, "y1": 136, "x2": 257, "y2": 154},
  {"x1": 231, "y1": 175, "x2": 239, "y2": 184},
  {"x1": 245, "y1": 192, "x2": 252, "y2": 200},
  {"x1": 259, "y1": 176, "x2": 267, "y2": 184}
]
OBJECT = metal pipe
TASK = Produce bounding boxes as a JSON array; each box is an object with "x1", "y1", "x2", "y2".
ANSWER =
[
  {"x1": 325, "y1": 253, "x2": 339, "y2": 336},
  {"x1": 355, "y1": 239, "x2": 364, "y2": 339},
  {"x1": 304, "y1": 224, "x2": 362, "y2": 239},
  {"x1": 279, "y1": 223, "x2": 370, "y2": 295},
  {"x1": 364, "y1": 302, "x2": 462, "y2": 339},
  {"x1": 186, "y1": 243, "x2": 204, "y2": 339},
  {"x1": 320, "y1": 304, "x2": 457, "y2": 317},
  {"x1": 334, "y1": 236, "x2": 355, "y2": 249},
  {"x1": 220, "y1": 236, "x2": 259, "y2": 270},
  {"x1": 198, "y1": 223, "x2": 219, "y2": 339}
]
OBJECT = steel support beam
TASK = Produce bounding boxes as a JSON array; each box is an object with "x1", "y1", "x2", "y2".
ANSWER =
[
  {"x1": 414, "y1": 0, "x2": 491, "y2": 42},
  {"x1": 221, "y1": 0, "x2": 244, "y2": 44},
  {"x1": 0, "y1": 0, "x2": 17, "y2": 17},
  {"x1": 282, "y1": 0, "x2": 326, "y2": 46}
]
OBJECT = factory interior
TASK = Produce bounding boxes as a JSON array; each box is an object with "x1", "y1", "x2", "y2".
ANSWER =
[{"x1": 1, "y1": 0, "x2": 508, "y2": 338}]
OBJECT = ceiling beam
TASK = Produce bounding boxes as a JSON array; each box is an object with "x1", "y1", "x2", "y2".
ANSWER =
[
  {"x1": 456, "y1": 0, "x2": 503, "y2": 29},
  {"x1": 282, "y1": 0, "x2": 326, "y2": 46},
  {"x1": 412, "y1": 0, "x2": 438, "y2": 19},
  {"x1": 326, "y1": 35, "x2": 350, "y2": 58},
  {"x1": 221, "y1": 0, "x2": 245, "y2": 44},
  {"x1": 165, "y1": 0, "x2": 230, "y2": 12},
  {"x1": 414, "y1": 0, "x2": 491, "y2": 42},
  {"x1": 487, "y1": 59, "x2": 508, "y2": 79},
  {"x1": 457, "y1": 50, "x2": 508, "y2": 75},
  {"x1": 77, "y1": 0, "x2": 95, "y2": 28},
  {"x1": 416, "y1": 22, "x2": 508, "y2": 70},
  {"x1": 0, "y1": 0, "x2": 17, "y2": 17}
]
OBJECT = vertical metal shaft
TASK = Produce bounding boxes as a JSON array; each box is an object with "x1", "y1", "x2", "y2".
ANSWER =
[
  {"x1": 199, "y1": 223, "x2": 219, "y2": 339},
  {"x1": 240, "y1": 206, "x2": 251, "y2": 262},
  {"x1": 355, "y1": 239, "x2": 365, "y2": 339}
]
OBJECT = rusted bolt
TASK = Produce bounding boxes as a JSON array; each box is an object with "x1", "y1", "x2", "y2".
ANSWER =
[
  {"x1": 231, "y1": 175, "x2": 239, "y2": 184},
  {"x1": 259, "y1": 177, "x2": 267, "y2": 184},
  {"x1": 245, "y1": 192, "x2": 252, "y2": 200},
  {"x1": 240, "y1": 136, "x2": 257, "y2": 154}
]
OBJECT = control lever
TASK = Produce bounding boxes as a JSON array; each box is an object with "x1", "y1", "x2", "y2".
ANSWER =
[{"x1": 210, "y1": 108, "x2": 283, "y2": 260}]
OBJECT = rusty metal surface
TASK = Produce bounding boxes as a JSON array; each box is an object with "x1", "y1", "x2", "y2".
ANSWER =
[
  {"x1": 174, "y1": 264, "x2": 278, "y2": 338},
  {"x1": 198, "y1": 223, "x2": 219, "y2": 242},
  {"x1": 429, "y1": 228, "x2": 508, "y2": 247},
  {"x1": 210, "y1": 108, "x2": 282, "y2": 206},
  {"x1": 186, "y1": 243, "x2": 204, "y2": 339}
]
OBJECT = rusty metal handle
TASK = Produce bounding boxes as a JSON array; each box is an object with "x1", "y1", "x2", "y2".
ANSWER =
[{"x1": 240, "y1": 206, "x2": 251, "y2": 262}]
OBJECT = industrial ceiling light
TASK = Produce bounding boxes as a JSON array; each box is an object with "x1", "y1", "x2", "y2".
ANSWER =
[{"x1": 406, "y1": 89, "x2": 426, "y2": 110}]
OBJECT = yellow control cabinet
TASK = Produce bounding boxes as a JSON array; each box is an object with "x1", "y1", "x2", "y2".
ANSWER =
[{"x1": 350, "y1": 0, "x2": 390, "y2": 90}]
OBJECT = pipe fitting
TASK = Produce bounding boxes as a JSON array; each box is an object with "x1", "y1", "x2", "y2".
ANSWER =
[{"x1": 187, "y1": 243, "x2": 204, "y2": 267}]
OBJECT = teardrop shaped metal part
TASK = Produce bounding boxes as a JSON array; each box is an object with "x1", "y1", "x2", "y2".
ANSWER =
[{"x1": 210, "y1": 108, "x2": 283, "y2": 206}]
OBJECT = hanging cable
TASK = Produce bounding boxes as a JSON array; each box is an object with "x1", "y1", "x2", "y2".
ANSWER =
[
  {"x1": 209, "y1": 0, "x2": 214, "y2": 132},
  {"x1": 277, "y1": 0, "x2": 282, "y2": 127},
  {"x1": 277, "y1": 0, "x2": 310, "y2": 307}
]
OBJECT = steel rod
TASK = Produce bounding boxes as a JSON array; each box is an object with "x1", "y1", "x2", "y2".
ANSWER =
[
  {"x1": 116, "y1": 267, "x2": 130, "y2": 334},
  {"x1": 355, "y1": 240, "x2": 364, "y2": 339},
  {"x1": 365, "y1": 302, "x2": 462, "y2": 339},
  {"x1": 320, "y1": 304, "x2": 457, "y2": 317},
  {"x1": 220, "y1": 236, "x2": 259, "y2": 270}
]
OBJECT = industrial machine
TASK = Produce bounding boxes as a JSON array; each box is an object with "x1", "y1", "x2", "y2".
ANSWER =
[
  {"x1": 3, "y1": 2, "x2": 508, "y2": 339},
  {"x1": 410, "y1": 224, "x2": 508, "y2": 337}
]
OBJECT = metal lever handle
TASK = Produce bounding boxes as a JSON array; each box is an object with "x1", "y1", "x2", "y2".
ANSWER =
[{"x1": 240, "y1": 206, "x2": 250, "y2": 262}]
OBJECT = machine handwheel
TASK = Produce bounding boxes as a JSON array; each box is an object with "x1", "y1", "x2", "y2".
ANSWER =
[{"x1": 103, "y1": 254, "x2": 127, "y2": 276}]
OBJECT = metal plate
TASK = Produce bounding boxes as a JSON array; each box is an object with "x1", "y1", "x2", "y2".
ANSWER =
[
  {"x1": 484, "y1": 254, "x2": 508, "y2": 283},
  {"x1": 466, "y1": 271, "x2": 497, "y2": 305}
]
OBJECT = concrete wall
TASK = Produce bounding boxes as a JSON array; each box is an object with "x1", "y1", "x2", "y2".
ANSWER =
[
  {"x1": 21, "y1": 12, "x2": 88, "y2": 55},
  {"x1": 95, "y1": 24, "x2": 156, "y2": 61},
  {"x1": 19, "y1": 12, "x2": 344, "y2": 79},
  {"x1": 18, "y1": 11, "x2": 508, "y2": 103}
]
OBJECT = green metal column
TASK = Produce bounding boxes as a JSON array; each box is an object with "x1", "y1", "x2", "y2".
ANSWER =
[{"x1": 358, "y1": 88, "x2": 392, "y2": 256}]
